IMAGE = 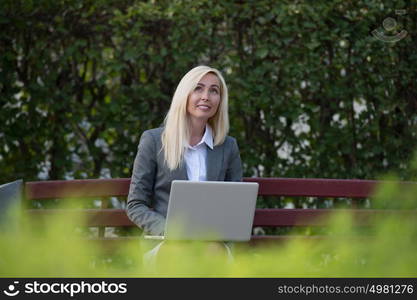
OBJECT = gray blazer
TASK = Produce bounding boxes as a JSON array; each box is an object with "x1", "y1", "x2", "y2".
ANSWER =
[{"x1": 126, "y1": 127, "x2": 243, "y2": 235}]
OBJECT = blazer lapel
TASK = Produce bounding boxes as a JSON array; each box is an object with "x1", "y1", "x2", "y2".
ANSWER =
[
  {"x1": 206, "y1": 144, "x2": 223, "y2": 181},
  {"x1": 170, "y1": 163, "x2": 188, "y2": 180}
]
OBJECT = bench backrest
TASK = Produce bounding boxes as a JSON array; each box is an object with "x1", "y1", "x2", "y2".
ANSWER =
[{"x1": 24, "y1": 178, "x2": 417, "y2": 244}]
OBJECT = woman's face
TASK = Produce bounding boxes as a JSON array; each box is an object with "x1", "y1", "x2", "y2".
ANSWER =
[{"x1": 187, "y1": 73, "x2": 221, "y2": 122}]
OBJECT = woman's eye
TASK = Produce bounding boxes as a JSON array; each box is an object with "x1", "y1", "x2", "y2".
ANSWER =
[
  {"x1": 194, "y1": 86, "x2": 202, "y2": 91},
  {"x1": 210, "y1": 88, "x2": 219, "y2": 94}
]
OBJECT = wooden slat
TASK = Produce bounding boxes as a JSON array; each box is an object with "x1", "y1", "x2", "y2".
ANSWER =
[
  {"x1": 26, "y1": 208, "x2": 417, "y2": 227},
  {"x1": 244, "y1": 177, "x2": 380, "y2": 198},
  {"x1": 26, "y1": 177, "x2": 417, "y2": 200},
  {"x1": 26, "y1": 209, "x2": 134, "y2": 226},
  {"x1": 25, "y1": 178, "x2": 131, "y2": 199},
  {"x1": 253, "y1": 208, "x2": 417, "y2": 226}
]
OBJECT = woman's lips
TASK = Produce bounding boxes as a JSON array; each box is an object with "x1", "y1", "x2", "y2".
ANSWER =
[{"x1": 197, "y1": 105, "x2": 211, "y2": 111}]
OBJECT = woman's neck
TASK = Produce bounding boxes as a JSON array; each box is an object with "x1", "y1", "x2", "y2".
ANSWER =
[{"x1": 189, "y1": 118, "x2": 207, "y2": 146}]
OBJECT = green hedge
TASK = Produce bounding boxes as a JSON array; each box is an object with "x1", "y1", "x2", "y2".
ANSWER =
[{"x1": 1, "y1": 0, "x2": 416, "y2": 185}]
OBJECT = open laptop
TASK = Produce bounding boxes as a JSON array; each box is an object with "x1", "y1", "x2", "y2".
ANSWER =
[{"x1": 144, "y1": 180, "x2": 259, "y2": 242}]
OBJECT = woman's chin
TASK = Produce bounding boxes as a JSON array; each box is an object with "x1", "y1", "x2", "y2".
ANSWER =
[{"x1": 189, "y1": 114, "x2": 212, "y2": 122}]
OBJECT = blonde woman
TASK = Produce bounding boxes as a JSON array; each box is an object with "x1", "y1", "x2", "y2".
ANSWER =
[{"x1": 127, "y1": 66, "x2": 242, "y2": 261}]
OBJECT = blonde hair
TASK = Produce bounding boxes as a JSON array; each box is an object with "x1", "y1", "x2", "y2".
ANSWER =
[{"x1": 161, "y1": 66, "x2": 229, "y2": 170}]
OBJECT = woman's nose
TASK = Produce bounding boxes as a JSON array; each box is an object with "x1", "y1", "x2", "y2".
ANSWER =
[{"x1": 201, "y1": 89, "x2": 209, "y2": 100}]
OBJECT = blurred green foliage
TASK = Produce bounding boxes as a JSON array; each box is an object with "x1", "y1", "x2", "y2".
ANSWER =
[
  {"x1": 1, "y1": 0, "x2": 416, "y2": 184},
  {"x1": 1, "y1": 177, "x2": 416, "y2": 277}
]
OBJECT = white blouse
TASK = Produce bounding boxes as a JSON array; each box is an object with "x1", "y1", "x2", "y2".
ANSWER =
[{"x1": 184, "y1": 125, "x2": 213, "y2": 181}]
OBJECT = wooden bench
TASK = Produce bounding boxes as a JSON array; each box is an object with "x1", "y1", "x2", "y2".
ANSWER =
[{"x1": 23, "y1": 177, "x2": 417, "y2": 249}]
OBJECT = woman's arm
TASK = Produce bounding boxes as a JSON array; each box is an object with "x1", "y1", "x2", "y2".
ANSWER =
[
  {"x1": 126, "y1": 130, "x2": 165, "y2": 235},
  {"x1": 225, "y1": 137, "x2": 243, "y2": 182}
]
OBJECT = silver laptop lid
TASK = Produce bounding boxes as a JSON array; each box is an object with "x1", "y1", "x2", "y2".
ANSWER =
[{"x1": 164, "y1": 180, "x2": 259, "y2": 242}]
